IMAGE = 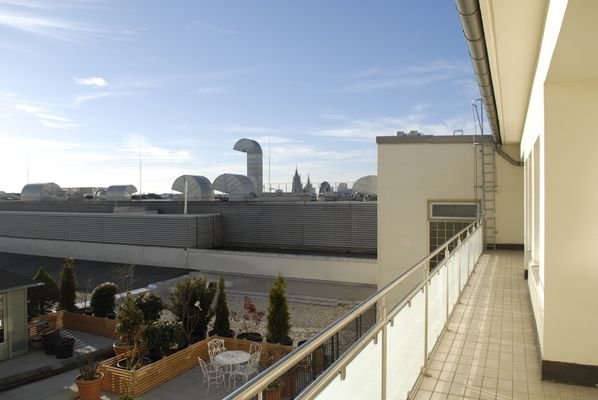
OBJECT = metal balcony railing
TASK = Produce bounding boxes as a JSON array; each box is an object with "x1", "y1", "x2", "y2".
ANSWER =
[{"x1": 224, "y1": 218, "x2": 484, "y2": 400}]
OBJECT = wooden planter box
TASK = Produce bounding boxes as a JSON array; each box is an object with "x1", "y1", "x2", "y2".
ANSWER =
[
  {"x1": 28, "y1": 311, "x2": 117, "y2": 339},
  {"x1": 99, "y1": 337, "x2": 293, "y2": 397}
]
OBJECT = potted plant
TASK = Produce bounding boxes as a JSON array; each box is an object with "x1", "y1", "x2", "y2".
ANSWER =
[
  {"x1": 28, "y1": 266, "x2": 60, "y2": 316},
  {"x1": 59, "y1": 258, "x2": 77, "y2": 312},
  {"x1": 134, "y1": 292, "x2": 164, "y2": 324},
  {"x1": 90, "y1": 282, "x2": 117, "y2": 318},
  {"x1": 169, "y1": 276, "x2": 216, "y2": 343},
  {"x1": 76, "y1": 354, "x2": 104, "y2": 400},
  {"x1": 144, "y1": 320, "x2": 185, "y2": 361},
  {"x1": 209, "y1": 277, "x2": 235, "y2": 338},
  {"x1": 266, "y1": 274, "x2": 293, "y2": 346},
  {"x1": 233, "y1": 296, "x2": 265, "y2": 342},
  {"x1": 114, "y1": 294, "x2": 144, "y2": 355}
]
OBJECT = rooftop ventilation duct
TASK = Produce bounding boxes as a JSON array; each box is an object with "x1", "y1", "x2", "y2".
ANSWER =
[
  {"x1": 20, "y1": 182, "x2": 64, "y2": 201},
  {"x1": 213, "y1": 174, "x2": 257, "y2": 200},
  {"x1": 105, "y1": 185, "x2": 137, "y2": 201},
  {"x1": 233, "y1": 138, "x2": 263, "y2": 194},
  {"x1": 171, "y1": 175, "x2": 214, "y2": 201},
  {"x1": 352, "y1": 175, "x2": 377, "y2": 195}
]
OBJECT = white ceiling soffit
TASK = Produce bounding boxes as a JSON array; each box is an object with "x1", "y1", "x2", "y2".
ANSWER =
[{"x1": 479, "y1": 0, "x2": 548, "y2": 144}]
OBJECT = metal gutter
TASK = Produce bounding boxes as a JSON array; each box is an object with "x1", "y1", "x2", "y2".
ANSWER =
[{"x1": 456, "y1": 0, "x2": 523, "y2": 167}]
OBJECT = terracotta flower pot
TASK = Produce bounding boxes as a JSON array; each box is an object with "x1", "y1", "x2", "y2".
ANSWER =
[
  {"x1": 113, "y1": 341, "x2": 134, "y2": 356},
  {"x1": 76, "y1": 372, "x2": 104, "y2": 400}
]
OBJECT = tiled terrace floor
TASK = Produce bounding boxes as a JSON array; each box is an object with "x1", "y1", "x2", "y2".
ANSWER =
[{"x1": 413, "y1": 251, "x2": 598, "y2": 400}]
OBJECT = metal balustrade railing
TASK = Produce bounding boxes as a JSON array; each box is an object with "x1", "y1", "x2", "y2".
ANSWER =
[{"x1": 224, "y1": 218, "x2": 484, "y2": 400}]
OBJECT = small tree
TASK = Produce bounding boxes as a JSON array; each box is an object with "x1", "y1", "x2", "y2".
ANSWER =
[
  {"x1": 134, "y1": 292, "x2": 164, "y2": 324},
  {"x1": 213, "y1": 277, "x2": 233, "y2": 337},
  {"x1": 29, "y1": 266, "x2": 60, "y2": 315},
  {"x1": 90, "y1": 282, "x2": 117, "y2": 317},
  {"x1": 59, "y1": 258, "x2": 77, "y2": 312},
  {"x1": 266, "y1": 274, "x2": 291, "y2": 345},
  {"x1": 169, "y1": 276, "x2": 216, "y2": 342},
  {"x1": 115, "y1": 294, "x2": 144, "y2": 346}
]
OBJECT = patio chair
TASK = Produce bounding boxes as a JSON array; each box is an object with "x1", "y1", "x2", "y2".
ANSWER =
[
  {"x1": 249, "y1": 342, "x2": 262, "y2": 357},
  {"x1": 198, "y1": 357, "x2": 225, "y2": 395},
  {"x1": 208, "y1": 338, "x2": 226, "y2": 363},
  {"x1": 229, "y1": 349, "x2": 261, "y2": 388}
]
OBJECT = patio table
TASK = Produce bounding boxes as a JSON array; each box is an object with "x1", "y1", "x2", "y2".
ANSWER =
[{"x1": 214, "y1": 350, "x2": 251, "y2": 389}]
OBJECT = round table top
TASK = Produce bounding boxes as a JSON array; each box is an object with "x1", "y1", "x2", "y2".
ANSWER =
[{"x1": 214, "y1": 350, "x2": 251, "y2": 365}]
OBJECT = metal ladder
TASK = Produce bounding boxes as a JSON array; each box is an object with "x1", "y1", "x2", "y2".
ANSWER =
[{"x1": 480, "y1": 143, "x2": 497, "y2": 249}]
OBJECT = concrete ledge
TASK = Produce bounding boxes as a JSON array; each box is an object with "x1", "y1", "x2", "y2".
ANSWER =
[
  {"x1": 0, "y1": 347, "x2": 113, "y2": 393},
  {"x1": 542, "y1": 359, "x2": 598, "y2": 387}
]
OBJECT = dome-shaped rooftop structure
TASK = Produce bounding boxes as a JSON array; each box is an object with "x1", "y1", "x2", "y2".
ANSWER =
[
  {"x1": 171, "y1": 175, "x2": 214, "y2": 201},
  {"x1": 352, "y1": 175, "x2": 377, "y2": 195},
  {"x1": 213, "y1": 174, "x2": 256, "y2": 200},
  {"x1": 20, "y1": 182, "x2": 64, "y2": 201},
  {"x1": 105, "y1": 185, "x2": 137, "y2": 201}
]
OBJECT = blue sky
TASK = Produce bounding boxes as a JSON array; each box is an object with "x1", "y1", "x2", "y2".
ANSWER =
[{"x1": 0, "y1": 0, "x2": 480, "y2": 193}]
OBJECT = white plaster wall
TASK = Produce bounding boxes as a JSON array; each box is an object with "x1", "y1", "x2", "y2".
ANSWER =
[
  {"x1": 377, "y1": 140, "x2": 524, "y2": 288},
  {"x1": 542, "y1": 80, "x2": 598, "y2": 366},
  {"x1": 377, "y1": 142, "x2": 476, "y2": 287},
  {"x1": 495, "y1": 144, "x2": 524, "y2": 245},
  {"x1": 0, "y1": 237, "x2": 377, "y2": 286}
]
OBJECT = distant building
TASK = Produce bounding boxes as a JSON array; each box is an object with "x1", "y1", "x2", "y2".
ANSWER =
[
  {"x1": 304, "y1": 175, "x2": 315, "y2": 195},
  {"x1": 291, "y1": 168, "x2": 303, "y2": 193}
]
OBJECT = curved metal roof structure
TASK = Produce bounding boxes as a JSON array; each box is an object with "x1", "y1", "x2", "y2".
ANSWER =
[
  {"x1": 20, "y1": 182, "x2": 64, "y2": 201},
  {"x1": 105, "y1": 185, "x2": 137, "y2": 201},
  {"x1": 319, "y1": 181, "x2": 332, "y2": 194},
  {"x1": 352, "y1": 175, "x2": 377, "y2": 195},
  {"x1": 213, "y1": 174, "x2": 256, "y2": 200},
  {"x1": 233, "y1": 138, "x2": 263, "y2": 194},
  {"x1": 171, "y1": 175, "x2": 214, "y2": 201}
]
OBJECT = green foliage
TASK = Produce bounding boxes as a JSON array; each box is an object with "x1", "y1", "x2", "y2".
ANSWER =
[
  {"x1": 90, "y1": 282, "x2": 117, "y2": 317},
  {"x1": 266, "y1": 274, "x2": 291, "y2": 344},
  {"x1": 144, "y1": 320, "x2": 185, "y2": 353},
  {"x1": 115, "y1": 294, "x2": 144, "y2": 345},
  {"x1": 134, "y1": 292, "x2": 164, "y2": 324},
  {"x1": 213, "y1": 277, "x2": 232, "y2": 336},
  {"x1": 169, "y1": 276, "x2": 216, "y2": 341},
  {"x1": 59, "y1": 258, "x2": 77, "y2": 312},
  {"x1": 28, "y1": 266, "x2": 60, "y2": 315},
  {"x1": 77, "y1": 353, "x2": 100, "y2": 381}
]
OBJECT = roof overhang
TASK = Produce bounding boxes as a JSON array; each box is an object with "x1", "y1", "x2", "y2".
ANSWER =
[{"x1": 478, "y1": 0, "x2": 548, "y2": 145}]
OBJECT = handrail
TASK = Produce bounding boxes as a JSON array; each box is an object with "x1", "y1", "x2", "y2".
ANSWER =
[{"x1": 224, "y1": 216, "x2": 483, "y2": 399}]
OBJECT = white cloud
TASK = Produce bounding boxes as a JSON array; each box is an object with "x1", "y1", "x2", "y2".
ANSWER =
[
  {"x1": 74, "y1": 92, "x2": 111, "y2": 104},
  {"x1": 188, "y1": 21, "x2": 237, "y2": 35},
  {"x1": 39, "y1": 120, "x2": 78, "y2": 129},
  {"x1": 314, "y1": 114, "x2": 475, "y2": 140},
  {"x1": 0, "y1": 13, "x2": 105, "y2": 42},
  {"x1": 337, "y1": 60, "x2": 471, "y2": 93},
  {"x1": 216, "y1": 124, "x2": 274, "y2": 135},
  {"x1": 120, "y1": 134, "x2": 192, "y2": 162},
  {"x1": 15, "y1": 103, "x2": 43, "y2": 113},
  {"x1": 14, "y1": 103, "x2": 76, "y2": 128},
  {"x1": 74, "y1": 76, "x2": 109, "y2": 87},
  {"x1": 194, "y1": 87, "x2": 224, "y2": 95}
]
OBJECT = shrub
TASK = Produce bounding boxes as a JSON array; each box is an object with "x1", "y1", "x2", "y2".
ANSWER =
[
  {"x1": 115, "y1": 294, "x2": 144, "y2": 345},
  {"x1": 90, "y1": 282, "x2": 117, "y2": 317},
  {"x1": 59, "y1": 258, "x2": 77, "y2": 312},
  {"x1": 169, "y1": 276, "x2": 216, "y2": 342},
  {"x1": 231, "y1": 296, "x2": 264, "y2": 334},
  {"x1": 266, "y1": 274, "x2": 291, "y2": 344},
  {"x1": 144, "y1": 320, "x2": 185, "y2": 354},
  {"x1": 213, "y1": 277, "x2": 232, "y2": 337},
  {"x1": 28, "y1": 266, "x2": 60, "y2": 315},
  {"x1": 134, "y1": 292, "x2": 164, "y2": 324}
]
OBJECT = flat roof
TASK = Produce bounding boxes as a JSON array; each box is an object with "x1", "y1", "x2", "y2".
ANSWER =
[
  {"x1": 376, "y1": 134, "x2": 494, "y2": 145},
  {"x1": 0, "y1": 269, "x2": 40, "y2": 292}
]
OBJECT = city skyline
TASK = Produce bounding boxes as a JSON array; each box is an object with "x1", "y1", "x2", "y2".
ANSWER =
[{"x1": 0, "y1": 1, "x2": 482, "y2": 193}]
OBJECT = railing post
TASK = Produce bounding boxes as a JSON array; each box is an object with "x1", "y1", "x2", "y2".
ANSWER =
[
  {"x1": 423, "y1": 262, "x2": 430, "y2": 370},
  {"x1": 445, "y1": 247, "x2": 450, "y2": 323},
  {"x1": 380, "y1": 297, "x2": 387, "y2": 400},
  {"x1": 457, "y1": 237, "x2": 462, "y2": 292}
]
